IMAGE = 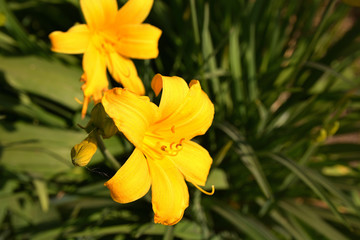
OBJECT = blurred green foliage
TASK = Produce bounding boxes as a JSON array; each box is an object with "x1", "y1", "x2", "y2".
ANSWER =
[{"x1": 1, "y1": 0, "x2": 360, "y2": 239}]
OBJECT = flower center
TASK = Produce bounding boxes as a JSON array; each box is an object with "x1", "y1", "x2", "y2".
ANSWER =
[
  {"x1": 142, "y1": 130, "x2": 185, "y2": 160},
  {"x1": 92, "y1": 32, "x2": 116, "y2": 54},
  {"x1": 160, "y1": 138, "x2": 185, "y2": 157}
]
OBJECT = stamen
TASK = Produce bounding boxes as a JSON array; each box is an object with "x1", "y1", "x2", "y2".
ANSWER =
[
  {"x1": 159, "y1": 138, "x2": 185, "y2": 157},
  {"x1": 193, "y1": 183, "x2": 215, "y2": 196},
  {"x1": 81, "y1": 97, "x2": 90, "y2": 119},
  {"x1": 74, "y1": 97, "x2": 83, "y2": 104},
  {"x1": 170, "y1": 142, "x2": 175, "y2": 149},
  {"x1": 160, "y1": 145, "x2": 179, "y2": 156},
  {"x1": 175, "y1": 138, "x2": 184, "y2": 150}
]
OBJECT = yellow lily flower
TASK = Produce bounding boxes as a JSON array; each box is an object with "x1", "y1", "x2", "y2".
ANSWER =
[
  {"x1": 49, "y1": 0, "x2": 162, "y2": 117},
  {"x1": 102, "y1": 74, "x2": 215, "y2": 225}
]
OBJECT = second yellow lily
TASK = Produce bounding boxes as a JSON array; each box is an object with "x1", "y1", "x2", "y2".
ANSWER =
[{"x1": 49, "y1": 0, "x2": 162, "y2": 117}]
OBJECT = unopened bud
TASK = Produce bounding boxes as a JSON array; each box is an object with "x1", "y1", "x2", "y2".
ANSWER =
[
  {"x1": 328, "y1": 121, "x2": 340, "y2": 137},
  {"x1": 0, "y1": 14, "x2": 5, "y2": 27},
  {"x1": 90, "y1": 103, "x2": 107, "y2": 128},
  {"x1": 71, "y1": 133, "x2": 98, "y2": 167},
  {"x1": 102, "y1": 118, "x2": 118, "y2": 139},
  {"x1": 315, "y1": 128, "x2": 327, "y2": 143}
]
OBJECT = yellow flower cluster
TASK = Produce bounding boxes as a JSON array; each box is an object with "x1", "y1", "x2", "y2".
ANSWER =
[{"x1": 50, "y1": 0, "x2": 215, "y2": 226}]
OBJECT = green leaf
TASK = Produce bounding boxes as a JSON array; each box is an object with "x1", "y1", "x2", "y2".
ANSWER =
[
  {"x1": 269, "y1": 153, "x2": 351, "y2": 229},
  {"x1": 0, "y1": 122, "x2": 84, "y2": 178},
  {"x1": 212, "y1": 203, "x2": 279, "y2": 240},
  {"x1": 213, "y1": 140, "x2": 233, "y2": 167},
  {"x1": 229, "y1": 25, "x2": 243, "y2": 103},
  {"x1": 205, "y1": 168, "x2": 229, "y2": 190},
  {"x1": 0, "y1": 92, "x2": 67, "y2": 127},
  {"x1": 0, "y1": 180, "x2": 19, "y2": 225},
  {"x1": 33, "y1": 179, "x2": 49, "y2": 212},
  {"x1": 202, "y1": 3, "x2": 221, "y2": 102},
  {"x1": 279, "y1": 201, "x2": 349, "y2": 240},
  {"x1": 305, "y1": 167, "x2": 360, "y2": 216},
  {"x1": 0, "y1": 56, "x2": 83, "y2": 110},
  {"x1": 218, "y1": 123, "x2": 273, "y2": 198},
  {"x1": 66, "y1": 224, "x2": 137, "y2": 238},
  {"x1": 257, "y1": 198, "x2": 311, "y2": 240},
  {"x1": 0, "y1": 0, "x2": 41, "y2": 52}
]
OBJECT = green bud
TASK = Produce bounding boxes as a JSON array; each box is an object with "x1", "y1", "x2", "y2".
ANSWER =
[
  {"x1": 0, "y1": 14, "x2": 5, "y2": 27},
  {"x1": 90, "y1": 103, "x2": 107, "y2": 128},
  {"x1": 328, "y1": 121, "x2": 340, "y2": 137},
  {"x1": 101, "y1": 118, "x2": 118, "y2": 139},
  {"x1": 315, "y1": 128, "x2": 327, "y2": 143}
]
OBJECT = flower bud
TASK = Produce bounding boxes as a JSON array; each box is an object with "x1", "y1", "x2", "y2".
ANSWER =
[
  {"x1": 90, "y1": 103, "x2": 107, "y2": 128},
  {"x1": 71, "y1": 133, "x2": 98, "y2": 167},
  {"x1": 328, "y1": 121, "x2": 340, "y2": 137},
  {"x1": 101, "y1": 118, "x2": 118, "y2": 139},
  {"x1": 315, "y1": 128, "x2": 327, "y2": 143}
]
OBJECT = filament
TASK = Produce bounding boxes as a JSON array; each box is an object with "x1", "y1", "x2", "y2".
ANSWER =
[{"x1": 75, "y1": 97, "x2": 83, "y2": 104}]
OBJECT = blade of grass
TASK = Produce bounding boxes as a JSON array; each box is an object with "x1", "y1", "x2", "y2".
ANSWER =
[
  {"x1": 268, "y1": 153, "x2": 351, "y2": 229},
  {"x1": 212, "y1": 202, "x2": 279, "y2": 240},
  {"x1": 33, "y1": 179, "x2": 49, "y2": 212},
  {"x1": 279, "y1": 201, "x2": 349, "y2": 240},
  {"x1": 202, "y1": 3, "x2": 221, "y2": 101},
  {"x1": 218, "y1": 123, "x2": 273, "y2": 199},
  {"x1": 0, "y1": 0, "x2": 41, "y2": 53},
  {"x1": 189, "y1": 0, "x2": 200, "y2": 45},
  {"x1": 229, "y1": 25, "x2": 244, "y2": 103}
]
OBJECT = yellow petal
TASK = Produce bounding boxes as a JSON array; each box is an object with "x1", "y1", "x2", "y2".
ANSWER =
[
  {"x1": 151, "y1": 74, "x2": 189, "y2": 119},
  {"x1": 152, "y1": 77, "x2": 215, "y2": 140},
  {"x1": 81, "y1": 44, "x2": 108, "y2": 117},
  {"x1": 49, "y1": 24, "x2": 90, "y2": 54},
  {"x1": 106, "y1": 53, "x2": 145, "y2": 95},
  {"x1": 148, "y1": 159, "x2": 189, "y2": 225},
  {"x1": 80, "y1": 0, "x2": 117, "y2": 30},
  {"x1": 102, "y1": 88, "x2": 158, "y2": 147},
  {"x1": 170, "y1": 140, "x2": 212, "y2": 186},
  {"x1": 115, "y1": 24, "x2": 162, "y2": 59},
  {"x1": 116, "y1": 0, "x2": 153, "y2": 25},
  {"x1": 105, "y1": 148, "x2": 151, "y2": 203}
]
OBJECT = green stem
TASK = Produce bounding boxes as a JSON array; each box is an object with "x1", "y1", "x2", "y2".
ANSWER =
[
  {"x1": 163, "y1": 226, "x2": 174, "y2": 240},
  {"x1": 193, "y1": 190, "x2": 211, "y2": 239},
  {"x1": 95, "y1": 131, "x2": 121, "y2": 170},
  {"x1": 190, "y1": 0, "x2": 200, "y2": 45}
]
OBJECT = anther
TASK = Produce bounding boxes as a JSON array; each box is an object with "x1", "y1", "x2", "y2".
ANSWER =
[
  {"x1": 176, "y1": 138, "x2": 185, "y2": 149},
  {"x1": 160, "y1": 138, "x2": 185, "y2": 157}
]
